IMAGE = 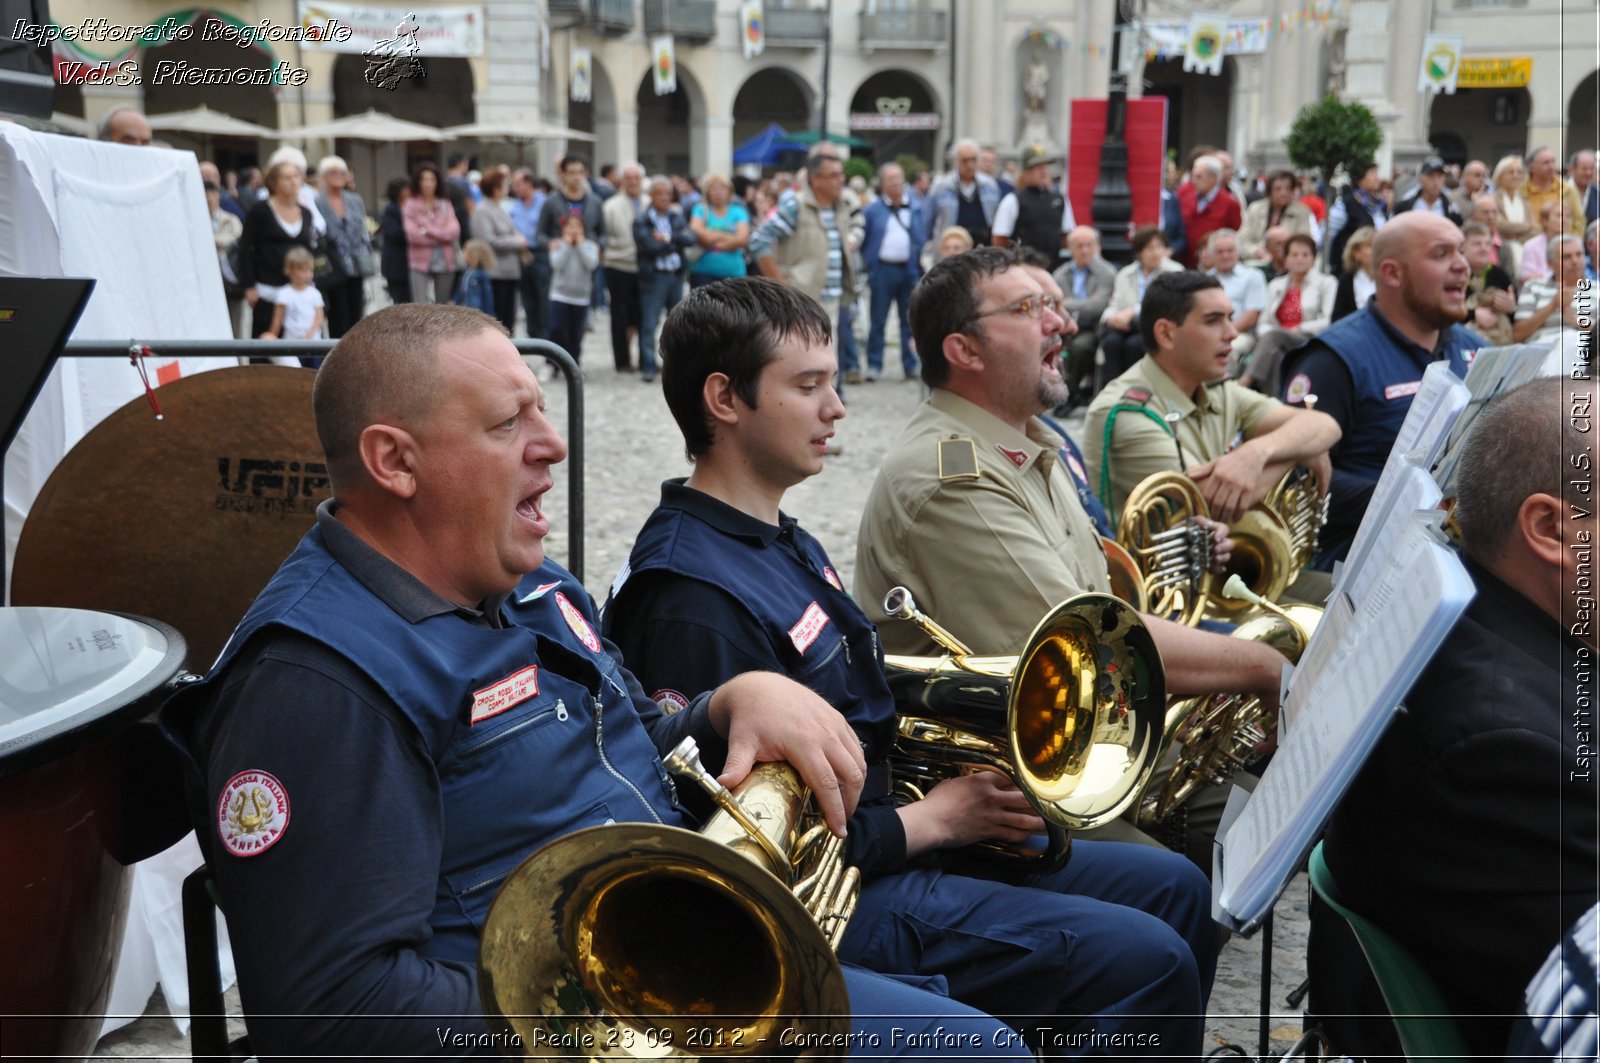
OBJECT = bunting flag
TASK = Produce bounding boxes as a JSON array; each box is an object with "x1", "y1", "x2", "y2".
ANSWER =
[
  {"x1": 1418, "y1": 33, "x2": 1464, "y2": 94},
  {"x1": 570, "y1": 46, "x2": 591, "y2": 103},
  {"x1": 1182, "y1": 11, "x2": 1228, "y2": 76},
  {"x1": 652, "y1": 35, "x2": 676, "y2": 96},
  {"x1": 740, "y1": 0, "x2": 764, "y2": 59}
]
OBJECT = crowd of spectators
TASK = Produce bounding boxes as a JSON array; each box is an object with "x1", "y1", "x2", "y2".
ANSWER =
[{"x1": 199, "y1": 135, "x2": 1598, "y2": 395}]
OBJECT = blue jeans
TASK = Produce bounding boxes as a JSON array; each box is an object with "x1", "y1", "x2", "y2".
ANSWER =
[
  {"x1": 837, "y1": 299, "x2": 861, "y2": 374},
  {"x1": 840, "y1": 840, "x2": 1216, "y2": 1058},
  {"x1": 638, "y1": 270, "x2": 683, "y2": 374},
  {"x1": 867, "y1": 261, "x2": 918, "y2": 374}
]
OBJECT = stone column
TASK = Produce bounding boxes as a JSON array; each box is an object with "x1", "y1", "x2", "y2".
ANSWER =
[
  {"x1": 481, "y1": 2, "x2": 544, "y2": 124},
  {"x1": 1383, "y1": 0, "x2": 1436, "y2": 171},
  {"x1": 1343, "y1": 0, "x2": 1402, "y2": 173}
]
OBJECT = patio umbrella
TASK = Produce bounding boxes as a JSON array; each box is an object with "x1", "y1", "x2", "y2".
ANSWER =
[
  {"x1": 733, "y1": 123, "x2": 808, "y2": 167},
  {"x1": 788, "y1": 128, "x2": 872, "y2": 149},
  {"x1": 147, "y1": 105, "x2": 275, "y2": 158},
  {"x1": 278, "y1": 109, "x2": 446, "y2": 143},
  {"x1": 444, "y1": 118, "x2": 595, "y2": 142}
]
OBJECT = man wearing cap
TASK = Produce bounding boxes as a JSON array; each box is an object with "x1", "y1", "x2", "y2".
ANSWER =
[
  {"x1": 1396, "y1": 156, "x2": 1464, "y2": 226},
  {"x1": 991, "y1": 144, "x2": 1075, "y2": 264}
]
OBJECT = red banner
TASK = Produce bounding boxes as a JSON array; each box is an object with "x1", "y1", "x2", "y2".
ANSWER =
[{"x1": 1067, "y1": 97, "x2": 1169, "y2": 233}]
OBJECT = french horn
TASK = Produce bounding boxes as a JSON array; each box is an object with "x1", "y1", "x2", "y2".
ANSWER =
[
  {"x1": 1136, "y1": 575, "x2": 1321, "y2": 826},
  {"x1": 881, "y1": 586, "x2": 1166, "y2": 870},
  {"x1": 479, "y1": 737, "x2": 858, "y2": 1058},
  {"x1": 1116, "y1": 471, "x2": 1215, "y2": 626}
]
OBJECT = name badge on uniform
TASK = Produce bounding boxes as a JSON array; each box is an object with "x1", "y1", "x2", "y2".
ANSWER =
[
  {"x1": 1384, "y1": 381, "x2": 1421, "y2": 400},
  {"x1": 472, "y1": 665, "x2": 540, "y2": 724},
  {"x1": 789, "y1": 601, "x2": 830, "y2": 653}
]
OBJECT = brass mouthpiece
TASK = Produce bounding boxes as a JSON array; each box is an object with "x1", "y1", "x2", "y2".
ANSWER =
[{"x1": 882, "y1": 586, "x2": 975, "y2": 659}]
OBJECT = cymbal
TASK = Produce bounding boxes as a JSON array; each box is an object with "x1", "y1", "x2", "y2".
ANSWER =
[{"x1": 12, "y1": 365, "x2": 327, "y2": 669}]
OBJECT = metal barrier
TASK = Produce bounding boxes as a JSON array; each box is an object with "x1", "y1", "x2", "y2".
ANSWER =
[{"x1": 2, "y1": 338, "x2": 585, "y2": 599}]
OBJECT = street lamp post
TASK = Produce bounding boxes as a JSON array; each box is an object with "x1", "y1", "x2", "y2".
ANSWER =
[
  {"x1": 818, "y1": 0, "x2": 834, "y2": 143},
  {"x1": 1091, "y1": 9, "x2": 1134, "y2": 265}
]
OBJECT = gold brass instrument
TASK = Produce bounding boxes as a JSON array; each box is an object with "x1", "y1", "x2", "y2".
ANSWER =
[
  {"x1": 1136, "y1": 575, "x2": 1321, "y2": 826},
  {"x1": 1264, "y1": 463, "x2": 1331, "y2": 573},
  {"x1": 1116, "y1": 472, "x2": 1214, "y2": 626},
  {"x1": 479, "y1": 737, "x2": 858, "y2": 1058},
  {"x1": 1099, "y1": 536, "x2": 1151, "y2": 612},
  {"x1": 1203, "y1": 503, "x2": 1295, "y2": 619},
  {"x1": 881, "y1": 586, "x2": 1165, "y2": 870}
]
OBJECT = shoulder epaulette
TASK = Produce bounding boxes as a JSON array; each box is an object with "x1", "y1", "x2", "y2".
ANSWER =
[{"x1": 937, "y1": 436, "x2": 980, "y2": 481}]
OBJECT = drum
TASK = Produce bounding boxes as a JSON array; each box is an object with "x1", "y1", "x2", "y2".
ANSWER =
[
  {"x1": 11, "y1": 364, "x2": 326, "y2": 669},
  {"x1": 0, "y1": 607, "x2": 188, "y2": 1062}
]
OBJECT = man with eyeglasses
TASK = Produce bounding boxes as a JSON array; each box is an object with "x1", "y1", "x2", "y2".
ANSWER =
[{"x1": 856, "y1": 247, "x2": 1293, "y2": 869}]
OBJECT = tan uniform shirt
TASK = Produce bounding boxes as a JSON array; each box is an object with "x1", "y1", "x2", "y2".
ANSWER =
[
  {"x1": 1083, "y1": 356, "x2": 1279, "y2": 517},
  {"x1": 854, "y1": 389, "x2": 1110, "y2": 658}
]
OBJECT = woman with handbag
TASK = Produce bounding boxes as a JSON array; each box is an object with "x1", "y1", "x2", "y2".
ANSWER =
[
  {"x1": 314, "y1": 156, "x2": 372, "y2": 337},
  {"x1": 402, "y1": 162, "x2": 461, "y2": 304},
  {"x1": 238, "y1": 160, "x2": 319, "y2": 340},
  {"x1": 469, "y1": 167, "x2": 527, "y2": 334}
]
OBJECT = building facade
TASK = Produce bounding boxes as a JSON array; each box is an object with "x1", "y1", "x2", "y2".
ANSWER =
[{"x1": 36, "y1": 0, "x2": 1599, "y2": 187}]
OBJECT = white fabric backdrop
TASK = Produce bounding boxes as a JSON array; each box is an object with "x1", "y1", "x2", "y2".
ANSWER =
[{"x1": 0, "y1": 124, "x2": 239, "y2": 1037}]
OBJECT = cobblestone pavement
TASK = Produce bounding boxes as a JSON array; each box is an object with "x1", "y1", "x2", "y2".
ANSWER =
[{"x1": 93, "y1": 315, "x2": 1314, "y2": 1059}]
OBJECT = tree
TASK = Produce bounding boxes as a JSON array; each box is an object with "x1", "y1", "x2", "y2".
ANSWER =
[
  {"x1": 1285, "y1": 94, "x2": 1382, "y2": 184},
  {"x1": 843, "y1": 156, "x2": 876, "y2": 184}
]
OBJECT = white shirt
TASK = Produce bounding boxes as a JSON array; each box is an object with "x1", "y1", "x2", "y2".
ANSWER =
[
  {"x1": 276, "y1": 283, "x2": 324, "y2": 339},
  {"x1": 1210, "y1": 264, "x2": 1268, "y2": 320},
  {"x1": 991, "y1": 188, "x2": 1076, "y2": 239},
  {"x1": 877, "y1": 200, "x2": 913, "y2": 263}
]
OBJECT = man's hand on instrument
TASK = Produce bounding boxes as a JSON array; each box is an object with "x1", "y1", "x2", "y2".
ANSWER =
[
  {"x1": 1305, "y1": 451, "x2": 1334, "y2": 499},
  {"x1": 1192, "y1": 515, "x2": 1233, "y2": 574},
  {"x1": 913, "y1": 770, "x2": 1046, "y2": 850},
  {"x1": 1187, "y1": 444, "x2": 1268, "y2": 523},
  {"x1": 708, "y1": 671, "x2": 867, "y2": 838}
]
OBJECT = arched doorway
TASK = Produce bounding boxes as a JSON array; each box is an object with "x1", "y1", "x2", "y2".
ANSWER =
[
  {"x1": 1141, "y1": 57, "x2": 1233, "y2": 162},
  {"x1": 141, "y1": 13, "x2": 279, "y2": 171},
  {"x1": 636, "y1": 65, "x2": 704, "y2": 177},
  {"x1": 331, "y1": 54, "x2": 474, "y2": 202},
  {"x1": 732, "y1": 67, "x2": 812, "y2": 153},
  {"x1": 1569, "y1": 71, "x2": 1598, "y2": 162},
  {"x1": 1429, "y1": 87, "x2": 1530, "y2": 168},
  {"x1": 848, "y1": 69, "x2": 939, "y2": 173}
]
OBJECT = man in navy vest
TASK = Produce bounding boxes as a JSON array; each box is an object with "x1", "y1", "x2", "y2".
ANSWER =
[
  {"x1": 157, "y1": 304, "x2": 1033, "y2": 1059},
  {"x1": 1279, "y1": 212, "x2": 1481, "y2": 568},
  {"x1": 603, "y1": 277, "x2": 1219, "y2": 1059}
]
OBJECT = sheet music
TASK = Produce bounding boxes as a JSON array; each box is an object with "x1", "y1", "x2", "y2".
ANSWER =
[
  {"x1": 1341, "y1": 363, "x2": 1467, "y2": 571},
  {"x1": 1216, "y1": 514, "x2": 1475, "y2": 928},
  {"x1": 1433, "y1": 344, "x2": 1553, "y2": 494},
  {"x1": 1337, "y1": 463, "x2": 1443, "y2": 605}
]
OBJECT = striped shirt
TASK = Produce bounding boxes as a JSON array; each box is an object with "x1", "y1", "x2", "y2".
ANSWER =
[{"x1": 750, "y1": 189, "x2": 843, "y2": 302}]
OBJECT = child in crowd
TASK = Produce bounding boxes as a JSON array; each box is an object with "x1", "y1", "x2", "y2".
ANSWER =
[
  {"x1": 453, "y1": 239, "x2": 496, "y2": 314},
  {"x1": 261, "y1": 246, "x2": 325, "y2": 342},
  {"x1": 548, "y1": 213, "x2": 600, "y2": 363}
]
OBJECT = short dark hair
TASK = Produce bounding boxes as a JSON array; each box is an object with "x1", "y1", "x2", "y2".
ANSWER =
[
  {"x1": 409, "y1": 161, "x2": 442, "y2": 197},
  {"x1": 559, "y1": 153, "x2": 589, "y2": 175},
  {"x1": 909, "y1": 246, "x2": 1025, "y2": 388},
  {"x1": 1267, "y1": 169, "x2": 1297, "y2": 193},
  {"x1": 1140, "y1": 270, "x2": 1223, "y2": 352},
  {"x1": 385, "y1": 176, "x2": 409, "y2": 204},
  {"x1": 1284, "y1": 232, "x2": 1317, "y2": 258},
  {"x1": 659, "y1": 278, "x2": 832, "y2": 461},
  {"x1": 1130, "y1": 225, "x2": 1168, "y2": 257},
  {"x1": 446, "y1": 153, "x2": 466, "y2": 169},
  {"x1": 313, "y1": 304, "x2": 506, "y2": 491},
  {"x1": 479, "y1": 169, "x2": 506, "y2": 199}
]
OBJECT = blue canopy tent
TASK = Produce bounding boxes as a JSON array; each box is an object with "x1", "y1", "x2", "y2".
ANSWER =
[{"x1": 733, "y1": 123, "x2": 808, "y2": 167}]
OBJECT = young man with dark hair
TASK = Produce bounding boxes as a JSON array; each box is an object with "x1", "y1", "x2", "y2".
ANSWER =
[
  {"x1": 1083, "y1": 270, "x2": 1339, "y2": 518},
  {"x1": 605, "y1": 276, "x2": 1219, "y2": 1060}
]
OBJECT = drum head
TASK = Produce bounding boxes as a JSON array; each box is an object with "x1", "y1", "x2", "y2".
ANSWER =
[{"x1": 12, "y1": 366, "x2": 326, "y2": 669}]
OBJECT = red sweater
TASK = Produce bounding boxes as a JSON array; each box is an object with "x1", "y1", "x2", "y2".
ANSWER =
[{"x1": 1176, "y1": 181, "x2": 1242, "y2": 268}]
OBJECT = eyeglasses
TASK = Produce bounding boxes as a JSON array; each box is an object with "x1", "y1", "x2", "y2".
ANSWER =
[{"x1": 964, "y1": 294, "x2": 1062, "y2": 326}]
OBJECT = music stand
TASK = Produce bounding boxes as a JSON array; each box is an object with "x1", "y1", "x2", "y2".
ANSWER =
[{"x1": 0, "y1": 276, "x2": 96, "y2": 602}]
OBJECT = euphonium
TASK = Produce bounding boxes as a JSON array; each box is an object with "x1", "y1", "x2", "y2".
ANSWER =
[
  {"x1": 479, "y1": 737, "x2": 858, "y2": 1058},
  {"x1": 881, "y1": 586, "x2": 1165, "y2": 870},
  {"x1": 1136, "y1": 575, "x2": 1321, "y2": 827}
]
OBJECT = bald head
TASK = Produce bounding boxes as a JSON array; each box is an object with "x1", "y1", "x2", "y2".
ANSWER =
[
  {"x1": 1371, "y1": 211, "x2": 1455, "y2": 272},
  {"x1": 313, "y1": 304, "x2": 505, "y2": 491},
  {"x1": 99, "y1": 107, "x2": 152, "y2": 146}
]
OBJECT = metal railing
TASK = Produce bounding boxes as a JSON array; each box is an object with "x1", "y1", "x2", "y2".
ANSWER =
[
  {"x1": 643, "y1": 0, "x2": 717, "y2": 40},
  {"x1": 26, "y1": 338, "x2": 588, "y2": 586},
  {"x1": 762, "y1": 6, "x2": 828, "y2": 45},
  {"x1": 859, "y1": 8, "x2": 948, "y2": 48}
]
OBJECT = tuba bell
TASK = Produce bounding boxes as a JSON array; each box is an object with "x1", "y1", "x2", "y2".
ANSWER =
[
  {"x1": 479, "y1": 737, "x2": 858, "y2": 1058},
  {"x1": 1136, "y1": 575, "x2": 1321, "y2": 827},
  {"x1": 880, "y1": 587, "x2": 1166, "y2": 870}
]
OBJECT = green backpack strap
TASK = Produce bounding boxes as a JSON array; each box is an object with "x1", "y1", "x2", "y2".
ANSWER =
[{"x1": 1100, "y1": 386, "x2": 1172, "y2": 529}]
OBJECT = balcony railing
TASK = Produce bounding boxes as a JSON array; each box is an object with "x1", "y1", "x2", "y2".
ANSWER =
[
  {"x1": 643, "y1": 0, "x2": 717, "y2": 41},
  {"x1": 548, "y1": 0, "x2": 636, "y2": 35},
  {"x1": 763, "y1": 6, "x2": 828, "y2": 47},
  {"x1": 859, "y1": 9, "x2": 947, "y2": 49}
]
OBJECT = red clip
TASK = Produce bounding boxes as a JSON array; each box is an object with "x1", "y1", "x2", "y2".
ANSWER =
[{"x1": 127, "y1": 343, "x2": 164, "y2": 420}]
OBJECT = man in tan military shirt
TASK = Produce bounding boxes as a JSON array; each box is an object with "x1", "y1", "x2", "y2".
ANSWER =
[
  {"x1": 1084, "y1": 271, "x2": 1339, "y2": 521},
  {"x1": 855, "y1": 247, "x2": 1295, "y2": 867}
]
